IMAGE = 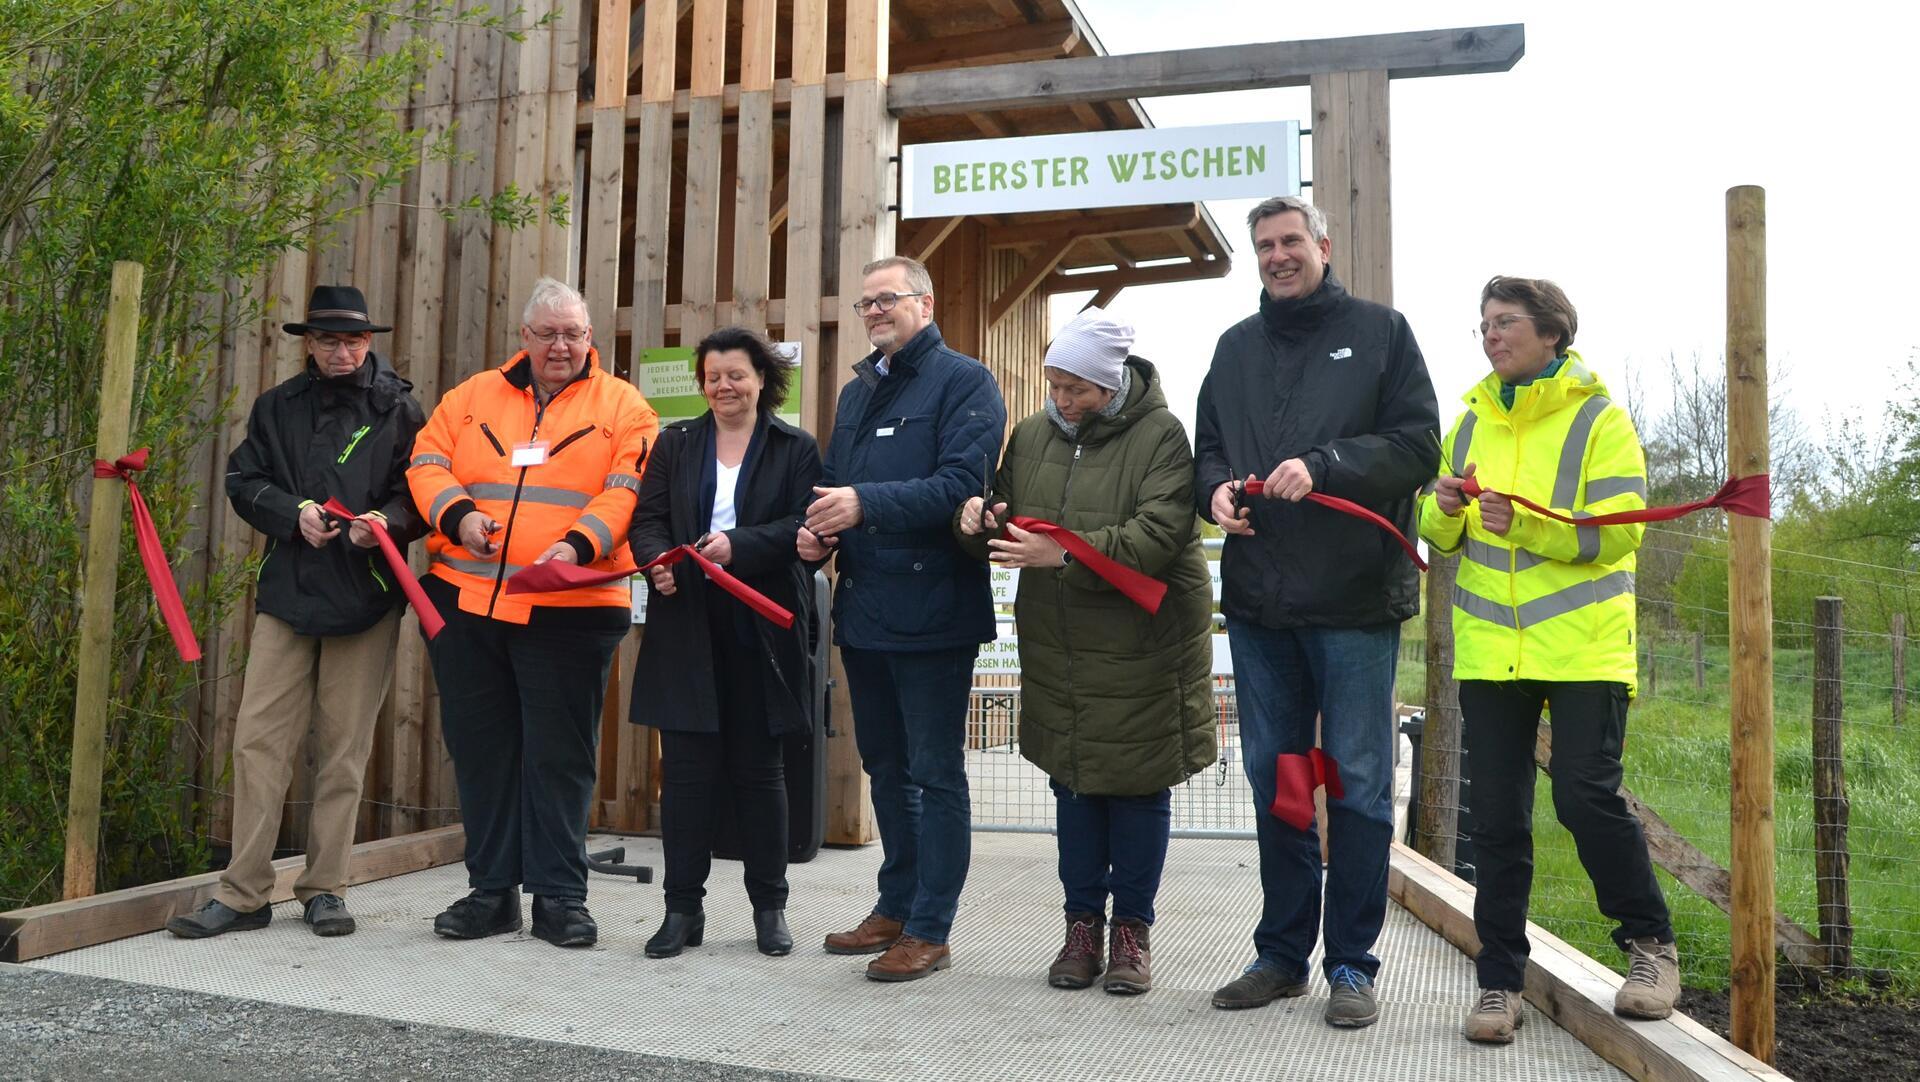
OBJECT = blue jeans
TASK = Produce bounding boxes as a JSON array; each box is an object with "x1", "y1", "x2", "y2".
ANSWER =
[
  {"x1": 1052, "y1": 780, "x2": 1172, "y2": 924},
  {"x1": 1227, "y1": 620, "x2": 1400, "y2": 980},
  {"x1": 841, "y1": 646, "x2": 976, "y2": 945}
]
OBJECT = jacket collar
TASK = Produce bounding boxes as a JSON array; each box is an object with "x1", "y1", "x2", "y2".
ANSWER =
[
  {"x1": 1257, "y1": 267, "x2": 1347, "y2": 337},
  {"x1": 501, "y1": 347, "x2": 601, "y2": 393},
  {"x1": 1468, "y1": 349, "x2": 1608, "y2": 419},
  {"x1": 295, "y1": 351, "x2": 385, "y2": 395},
  {"x1": 854, "y1": 322, "x2": 945, "y2": 386}
]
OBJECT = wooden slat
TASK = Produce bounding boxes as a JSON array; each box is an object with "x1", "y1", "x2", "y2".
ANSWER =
[
  {"x1": 1039, "y1": 257, "x2": 1227, "y2": 295},
  {"x1": 904, "y1": 215, "x2": 963, "y2": 262},
  {"x1": 887, "y1": 25, "x2": 1526, "y2": 116},
  {"x1": 543, "y1": 0, "x2": 584, "y2": 281},
  {"x1": 986, "y1": 237, "x2": 1072, "y2": 329},
  {"x1": 449, "y1": 1, "x2": 507, "y2": 385},
  {"x1": 730, "y1": 0, "x2": 776, "y2": 328},
  {"x1": 843, "y1": 0, "x2": 889, "y2": 83},
  {"x1": 1388, "y1": 844, "x2": 1795, "y2": 1082},
  {"x1": 573, "y1": 74, "x2": 849, "y2": 130},
  {"x1": 983, "y1": 206, "x2": 1196, "y2": 247},
  {"x1": 503, "y1": 0, "x2": 555, "y2": 312},
  {"x1": 893, "y1": 17, "x2": 1080, "y2": 71},
  {"x1": 784, "y1": 0, "x2": 828, "y2": 433},
  {"x1": 586, "y1": 0, "x2": 630, "y2": 358},
  {"x1": 677, "y1": 0, "x2": 726, "y2": 342},
  {"x1": 1, "y1": 827, "x2": 466, "y2": 963}
]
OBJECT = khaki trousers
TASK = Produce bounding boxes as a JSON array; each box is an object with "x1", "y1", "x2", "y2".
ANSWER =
[{"x1": 214, "y1": 609, "x2": 399, "y2": 912}]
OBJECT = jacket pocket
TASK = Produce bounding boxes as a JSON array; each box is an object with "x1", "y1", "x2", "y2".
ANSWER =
[{"x1": 866, "y1": 545, "x2": 957, "y2": 636}]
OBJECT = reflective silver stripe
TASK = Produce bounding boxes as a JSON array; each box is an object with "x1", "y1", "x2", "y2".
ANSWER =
[
  {"x1": 411, "y1": 453, "x2": 453, "y2": 470},
  {"x1": 1515, "y1": 570, "x2": 1633, "y2": 626},
  {"x1": 1451, "y1": 412, "x2": 1478, "y2": 475},
  {"x1": 432, "y1": 553, "x2": 525, "y2": 578},
  {"x1": 1584, "y1": 475, "x2": 1646, "y2": 503},
  {"x1": 604, "y1": 473, "x2": 641, "y2": 493},
  {"x1": 577, "y1": 513, "x2": 614, "y2": 556},
  {"x1": 1572, "y1": 511, "x2": 1601, "y2": 565},
  {"x1": 468, "y1": 483, "x2": 592, "y2": 509},
  {"x1": 1464, "y1": 537, "x2": 1546, "y2": 573},
  {"x1": 428, "y1": 485, "x2": 472, "y2": 527},
  {"x1": 1455, "y1": 569, "x2": 1635, "y2": 630},
  {"x1": 1554, "y1": 396, "x2": 1611, "y2": 508},
  {"x1": 1453, "y1": 584, "x2": 1516, "y2": 628}
]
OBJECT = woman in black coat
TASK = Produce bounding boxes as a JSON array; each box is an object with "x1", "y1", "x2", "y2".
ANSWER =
[{"x1": 628, "y1": 326, "x2": 822, "y2": 958}]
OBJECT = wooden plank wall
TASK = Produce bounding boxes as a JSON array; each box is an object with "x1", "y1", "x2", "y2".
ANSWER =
[{"x1": 188, "y1": 5, "x2": 580, "y2": 852}]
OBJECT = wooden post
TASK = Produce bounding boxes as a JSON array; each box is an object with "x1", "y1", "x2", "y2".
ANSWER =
[
  {"x1": 1645, "y1": 641, "x2": 1658, "y2": 698},
  {"x1": 1725, "y1": 183, "x2": 1775, "y2": 1063},
  {"x1": 1893, "y1": 612, "x2": 1906, "y2": 728},
  {"x1": 63, "y1": 260, "x2": 144, "y2": 900},
  {"x1": 784, "y1": 0, "x2": 829, "y2": 433},
  {"x1": 1417, "y1": 554, "x2": 1461, "y2": 870},
  {"x1": 1811, "y1": 596, "x2": 1852, "y2": 975},
  {"x1": 1309, "y1": 69, "x2": 1391, "y2": 305},
  {"x1": 730, "y1": 0, "x2": 775, "y2": 329},
  {"x1": 1695, "y1": 631, "x2": 1706, "y2": 691}
]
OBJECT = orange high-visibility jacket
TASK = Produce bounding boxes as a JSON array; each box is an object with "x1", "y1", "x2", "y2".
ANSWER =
[{"x1": 408, "y1": 349, "x2": 659, "y2": 623}]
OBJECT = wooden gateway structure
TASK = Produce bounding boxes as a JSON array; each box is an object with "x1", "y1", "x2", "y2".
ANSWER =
[{"x1": 172, "y1": 2, "x2": 1522, "y2": 854}]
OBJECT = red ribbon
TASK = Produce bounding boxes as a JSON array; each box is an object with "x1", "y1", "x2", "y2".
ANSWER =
[
  {"x1": 321, "y1": 499, "x2": 444, "y2": 640},
  {"x1": 1459, "y1": 473, "x2": 1772, "y2": 524},
  {"x1": 1006, "y1": 516, "x2": 1169, "y2": 615},
  {"x1": 510, "y1": 545, "x2": 794, "y2": 630},
  {"x1": 1269, "y1": 748, "x2": 1344, "y2": 832},
  {"x1": 1241, "y1": 480, "x2": 1428, "y2": 572},
  {"x1": 91, "y1": 449, "x2": 201, "y2": 662}
]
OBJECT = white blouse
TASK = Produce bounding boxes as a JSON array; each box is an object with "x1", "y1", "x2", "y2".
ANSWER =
[{"x1": 710, "y1": 460, "x2": 742, "y2": 532}]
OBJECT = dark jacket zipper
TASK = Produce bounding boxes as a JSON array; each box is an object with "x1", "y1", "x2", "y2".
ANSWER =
[
  {"x1": 484, "y1": 394, "x2": 551, "y2": 617},
  {"x1": 549, "y1": 424, "x2": 597, "y2": 457},
  {"x1": 480, "y1": 423, "x2": 506, "y2": 456}
]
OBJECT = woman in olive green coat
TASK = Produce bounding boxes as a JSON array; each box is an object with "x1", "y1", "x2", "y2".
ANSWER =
[{"x1": 956, "y1": 309, "x2": 1214, "y2": 997}]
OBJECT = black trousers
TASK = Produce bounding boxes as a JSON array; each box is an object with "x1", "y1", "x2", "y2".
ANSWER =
[
  {"x1": 1459, "y1": 679, "x2": 1673, "y2": 990},
  {"x1": 426, "y1": 594, "x2": 625, "y2": 900},
  {"x1": 658, "y1": 595, "x2": 789, "y2": 913}
]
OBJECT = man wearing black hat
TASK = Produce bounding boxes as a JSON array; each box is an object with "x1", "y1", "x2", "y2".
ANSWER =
[{"x1": 168, "y1": 286, "x2": 427, "y2": 940}]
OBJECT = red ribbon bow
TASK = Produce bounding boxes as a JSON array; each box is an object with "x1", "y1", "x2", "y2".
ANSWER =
[
  {"x1": 509, "y1": 545, "x2": 794, "y2": 630},
  {"x1": 92, "y1": 449, "x2": 201, "y2": 662},
  {"x1": 1006, "y1": 516, "x2": 1169, "y2": 614},
  {"x1": 1269, "y1": 748, "x2": 1344, "y2": 832},
  {"x1": 1458, "y1": 473, "x2": 1772, "y2": 524},
  {"x1": 320, "y1": 499, "x2": 444, "y2": 639},
  {"x1": 1241, "y1": 480, "x2": 1428, "y2": 572}
]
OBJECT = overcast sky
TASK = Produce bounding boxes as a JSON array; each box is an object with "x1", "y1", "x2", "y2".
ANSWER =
[{"x1": 1041, "y1": 1, "x2": 1920, "y2": 454}]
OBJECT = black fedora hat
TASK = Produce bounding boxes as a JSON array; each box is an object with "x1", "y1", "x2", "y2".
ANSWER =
[{"x1": 282, "y1": 284, "x2": 392, "y2": 335}]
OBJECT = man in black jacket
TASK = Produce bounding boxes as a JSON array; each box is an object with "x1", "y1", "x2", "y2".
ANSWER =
[
  {"x1": 1195, "y1": 197, "x2": 1440, "y2": 1028},
  {"x1": 168, "y1": 285, "x2": 426, "y2": 941}
]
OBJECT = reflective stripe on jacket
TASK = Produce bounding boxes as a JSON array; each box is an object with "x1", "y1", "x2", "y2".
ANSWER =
[
  {"x1": 1416, "y1": 351, "x2": 1645, "y2": 689},
  {"x1": 407, "y1": 348, "x2": 659, "y2": 623}
]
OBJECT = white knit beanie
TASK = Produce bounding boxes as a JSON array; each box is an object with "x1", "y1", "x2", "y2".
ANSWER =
[{"x1": 1044, "y1": 308, "x2": 1133, "y2": 391}]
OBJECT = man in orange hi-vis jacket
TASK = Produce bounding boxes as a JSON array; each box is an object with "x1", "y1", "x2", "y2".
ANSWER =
[{"x1": 408, "y1": 276, "x2": 658, "y2": 949}]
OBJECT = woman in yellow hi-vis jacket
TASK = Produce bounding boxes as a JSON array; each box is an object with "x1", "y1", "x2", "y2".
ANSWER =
[{"x1": 1418, "y1": 276, "x2": 1676, "y2": 1045}]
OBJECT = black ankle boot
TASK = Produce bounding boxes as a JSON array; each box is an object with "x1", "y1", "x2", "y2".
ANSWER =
[
  {"x1": 433, "y1": 887, "x2": 522, "y2": 940},
  {"x1": 754, "y1": 909, "x2": 793, "y2": 956},
  {"x1": 645, "y1": 911, "x2": 705, "y2": 958}
]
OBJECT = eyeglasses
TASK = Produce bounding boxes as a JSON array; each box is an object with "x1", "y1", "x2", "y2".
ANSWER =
[
  {"x1": 310, "y1": 335, "x2": 372, "y2": 353},
  {"x1": 852, "y1": 292, "x2": 927, "y2": 316},
  {"x1": 1473, "y1": 313, "x2": 1536, "y2": 340},
  {"x1": 528, "y1": 328, "x2": 590, "y2": 344}
]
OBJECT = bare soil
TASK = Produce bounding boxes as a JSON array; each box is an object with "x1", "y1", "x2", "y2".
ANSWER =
[{"x1": 1677, "y1": 988, "x2": 1920, "y2": 1082}]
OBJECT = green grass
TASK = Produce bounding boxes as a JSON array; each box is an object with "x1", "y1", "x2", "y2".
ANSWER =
[{"x1": 1399, "y1": 633, "x2": 1920, "y2": 993}]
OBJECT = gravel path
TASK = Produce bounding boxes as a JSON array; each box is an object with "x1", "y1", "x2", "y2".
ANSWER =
[{"x1": 0, "y1": 965, "x2": 835, "y2": 1082}]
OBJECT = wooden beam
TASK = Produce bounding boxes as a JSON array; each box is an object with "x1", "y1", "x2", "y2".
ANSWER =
[
  {"x1": 785, "y1": 0, "x2": 828, "y2": 432},
  {"x1": 767, "y1": 174, "x2": 790, "y2": 235},
  {"x1": 678, "y1": 0, "x2": 727, "y2": 341},
  {"x1": 1389, "y1": 844, "x2": 1797, "y2": 1082},
  {"x1": 730, "y1": 0, "x2": 776, "y2": 327},
  {"x1": 904, "y1": 215, "x2": 964, "y2": 262},
  {"x1": 987, "y1": 237, "x2": 1073, "y2": 329},
  {"x1": 1082, "y1": 286, "x2": 1120, "y2": 311},
  {"x1": 1311, "y1": 69, "x2": 1391, "y2": 305},
  {"x1": 983, "y1": 205, "x2": 1197, "y2": 247},
  {"x1": 893, "y1": 17, "x2": 1079, "y2": 71},
  {"x1": 4, "y1": 827, "x2": 465, "y2": 963},
  {"x1": 1040, "y1": 256, "x2": 1229, "y2": 295},
  {"x1": 888, "y1": 24, "x2": 1524, "y2": 116},
  {"x1": 628, "y1": 0, "x2": 678, "y2": 353}
]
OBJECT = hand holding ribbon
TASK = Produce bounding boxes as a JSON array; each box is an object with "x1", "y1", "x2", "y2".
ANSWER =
[
  {"x1": 508, "y1": 544, "x2": 794, "y2": 629},
  {"x1": 1242, "y1": 480, "x2": 1428, "y2": 572},
  {"x1": 320, "y1": 499, "x2": 444, "y2": 639},
  {"x1": 92, "y1": 448, "x2": 201, "y2": 662},
  {"x1": 1003, "y1": 516, "x2": 1168, "y2": 615},
  {"x1": 1269, "y1": 748, "x2": 1344, "y2": 832},
  {"x1": 1457, "y1": 473, "x2": 1771, "y2": 524}
]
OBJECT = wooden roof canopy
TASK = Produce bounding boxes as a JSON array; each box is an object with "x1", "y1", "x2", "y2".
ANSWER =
[{"x1": 579, "y1": 0, "x2": 1238, "y2": 300}]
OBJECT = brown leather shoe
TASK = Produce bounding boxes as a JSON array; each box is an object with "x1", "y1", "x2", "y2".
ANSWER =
[
  {"x1": 866, "y1": 934, "x2": 951, "y2": 981},
  {"x1": 824, "y1": 912, "x2": 904, "y2": 955}
]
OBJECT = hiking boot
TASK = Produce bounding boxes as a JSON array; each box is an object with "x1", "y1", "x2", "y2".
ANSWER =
[
  {"x1": 824, "y1": 911, "x2": 903, "y2": 955},
  {"x1": 1211, "y1": 961, "x2": 1310, "y2": 1010},
  {"x1": 1047, "y1": 913, "x2": 1104, "y2": 989},
  {"x1": 866, "y1": 934, "x2": 951, "y2": 981},
  {"x1": 1324, "y1": 964, "x2": 1380, "y2": 1028},
  {"x1": 1463, "y1": 987, "x2": 1525, "y2": 1043},
  {"x1": 432, "y1": 887, "x2": 522, "y2": 939},
  {"x1": 531, "y1": 896, "x2": 596, "y2": 947},
  {"x1": 1103, "y1": 918, "x2": 1152, "y2": 996},
  {"x1": 301, "y1": 893, "x2": 355, "y2": 937},
  {"x1": 165, "y1": 898, "x2": 270, "y2": 939},
  {"x1": 1614, "y1": 937, "x2": 1680, "y2": 1019}
]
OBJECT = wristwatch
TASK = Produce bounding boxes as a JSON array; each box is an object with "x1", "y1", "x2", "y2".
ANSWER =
[{"x1": 1060, "y1": 548, "x2": 1074, "y2": 567}]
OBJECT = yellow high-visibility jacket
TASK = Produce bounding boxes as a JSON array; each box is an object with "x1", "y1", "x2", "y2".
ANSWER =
[{"x1": 1417, "y1": 351, "x2": 1645, "y2": 690}]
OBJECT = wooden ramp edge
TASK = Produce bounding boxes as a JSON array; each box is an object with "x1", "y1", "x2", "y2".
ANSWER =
[
  {"x1": 1389, "y1": 842, "x2": 1795, "y2": 1082},
  {"x1": 0, "y1": 825, "x2": 466, "y2": 963}
]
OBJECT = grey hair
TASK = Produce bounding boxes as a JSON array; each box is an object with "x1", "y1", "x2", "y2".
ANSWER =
[
  {"x1": 522, "y1": 276, "x2": 589, "y2": 326},
  {"x1": 1246, "y1": 196, "x2": 1327, "y2": 244},
  {"x1": 861, "y1": 256, "x2": 934, "y2": 296}
]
